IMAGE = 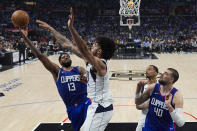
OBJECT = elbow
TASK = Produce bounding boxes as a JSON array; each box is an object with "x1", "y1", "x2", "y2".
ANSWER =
[
  {"x1": 135, "y1": 99, "x2": 141, "y2": 105},
  {"x1": 136, "y1": 104, "x2": 141, "y2": 110},
  {"x1": 176, "y1": 120, "x2": 185, "y2": 127},
  {"x1": 170, "y1": 108, "x2": 185, "y2": 127},
  {"x1": 135, "y1": 100, "x2": 138, "y2": 105}
]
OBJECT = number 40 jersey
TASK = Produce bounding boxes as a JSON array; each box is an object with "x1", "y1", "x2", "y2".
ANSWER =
[
  {"x1": 56, "y1": 67, "x2": 88, "y2": 107},
  {"x1": 143, "y1": 83, "x2": 178, "y2": 131}
]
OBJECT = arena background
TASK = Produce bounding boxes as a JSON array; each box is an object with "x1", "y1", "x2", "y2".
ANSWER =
[{"x1": 1, "y1": 0, "x2": 197, "y2": 131}]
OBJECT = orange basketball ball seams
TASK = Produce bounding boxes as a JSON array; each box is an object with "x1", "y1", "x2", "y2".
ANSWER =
[{"x1": 11, "y1": 10, "x2": 29, "y2": 27}]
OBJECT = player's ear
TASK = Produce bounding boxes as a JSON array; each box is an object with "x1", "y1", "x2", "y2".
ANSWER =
[
  {"x1": 170, "y1": 77, "x2": 174, "y2": 84},
  {"x1": 154, "y1": 72, "x2": 158, "y2": 77}
]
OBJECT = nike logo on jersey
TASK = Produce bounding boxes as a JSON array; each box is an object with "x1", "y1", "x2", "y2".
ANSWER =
[{"x1": 85, "y1": 100, "x2": 89, "y2": 104}]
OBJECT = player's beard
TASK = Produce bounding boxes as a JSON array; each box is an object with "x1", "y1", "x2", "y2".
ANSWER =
[
  {"x1": 146, "y1": 74, "x2": 151, "y2": 79},
  {"x1": 62, "y1": 60, "x2": 72, "y2": 68},
  {"x1": 159, "y1": 79, "x2": 167, "y2": 86}
]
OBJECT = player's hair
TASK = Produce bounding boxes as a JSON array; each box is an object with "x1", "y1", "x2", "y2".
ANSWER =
[
  {"x1": 150, "y1": 65, "x2": 159, "y2": 73},
  {"x1": 95, "y1": 36, "x2": 116, "y2": 60},
  {"x1": 167, "y1": 68, "x2": 179, "y2": 83},
  {"x1": 59, "y1": 52, "x2": 70, "y2": 62}
]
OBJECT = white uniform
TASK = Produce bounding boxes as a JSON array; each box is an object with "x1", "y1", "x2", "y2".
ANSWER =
[
  {"x1": 81, "y1": 59, "x2": 113, "y2": 131},
  {"x1": 136, "y1": 84, "x2": 149, "y2": 131}
]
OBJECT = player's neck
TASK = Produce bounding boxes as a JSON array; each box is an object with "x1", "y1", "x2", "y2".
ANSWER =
[
  {"x1": 63, "y1": 66, "x2": 73, "y2": 71},
  {"x1": 148, "y1": 77, "x2": 157, "y2": 84},
  {"x1": 161, "y1": 84, "x2": 173, "y2": 94},
  {"x1": 96, "y1": 55, "x2": 102, "y2": 59}
]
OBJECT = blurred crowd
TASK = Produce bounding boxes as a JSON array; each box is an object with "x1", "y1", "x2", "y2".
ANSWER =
[{"x1": 1, "y1": 0, "x2": 197, "y2": 61}]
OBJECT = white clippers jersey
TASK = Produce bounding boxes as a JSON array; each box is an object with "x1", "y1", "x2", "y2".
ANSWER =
[{"x1": 86, "y1": 59, "x2": 113, "y2": 107}]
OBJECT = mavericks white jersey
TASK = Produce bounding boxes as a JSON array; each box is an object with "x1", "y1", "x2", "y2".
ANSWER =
[
  {"x1": 142, "y1": 84, "x2": 149, "y2": 114},
  {"x1": 86, "y1": 59, "x2": 113, "y2": 107}
]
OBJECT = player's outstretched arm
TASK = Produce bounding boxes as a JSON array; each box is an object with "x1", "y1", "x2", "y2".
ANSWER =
[
  {"x1": 19, "y1": 29, "x2": 59, "y2": 81},
  {"x1": 36, "y1": 20, "x2": 83, "y2": 58},
  {"x1": 68, "y1": 8, "x2": 106, "y2": 76}
]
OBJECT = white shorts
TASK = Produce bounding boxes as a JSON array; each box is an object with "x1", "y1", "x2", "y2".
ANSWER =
[
  {"x1": 81, "y1": 103, "x2": 113, "y2": 131},
  {"x1": 136, "y1": 113, "x2": 147, "y2": 131}
]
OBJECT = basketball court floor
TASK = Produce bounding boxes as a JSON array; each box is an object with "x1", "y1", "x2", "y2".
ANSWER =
[{"x1": 0, "y1": 53, "x2": 197, "y2": 131}]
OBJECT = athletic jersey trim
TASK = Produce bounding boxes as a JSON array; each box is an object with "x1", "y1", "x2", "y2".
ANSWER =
[
  {"x1": 159, "y1": 85, "x2": 174, "y2": 98},
  {"x1": 63, "y1": 67, "x2": 74, "y2": 72}
]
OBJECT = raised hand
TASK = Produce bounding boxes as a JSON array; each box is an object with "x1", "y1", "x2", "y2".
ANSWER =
[
  {"x1": 136, "y1": 80, "x2": 147, "y2": 94},
  {"x1": 36, "y1": 20, "x2": 54, "y2": 31},
  {"x1": 137, "y1": 80, "x2": 147, "y2": 89},
  {"x1": 80, "y1": 74, "x2": 88, "y2": 84},
  {"x1": 165, "y1": 93, "x2": 172, "y2": 108},
  {"x1": 68, "y1": 7, "x2": 74, "y2": 28},
  {"x1": 19, "y1": 28, "x2": 28, "y2": 38}
]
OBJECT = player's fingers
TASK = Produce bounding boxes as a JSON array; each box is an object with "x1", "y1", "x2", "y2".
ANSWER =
[
  {"x1": 72, "y1": 16, "x2": 74, "y2": 21},
  {"x1": 69, "y1": 15, "x2": 71, "y2": 19},
  {"x1": 38, "y1": 24, "x2": 47, "y2": 28},
  {"x1": 70, "y1": 7, "x2": 72, "y2": 14},
  {"x1": 165, "y1": 94, "x2": 169, "y2": 99},
  {"x1": 36, "y1": 20, "x2": 45, "y2": 24},
  {"x1": 38, "y1": 24, "x2": 43, "y2": 27}
]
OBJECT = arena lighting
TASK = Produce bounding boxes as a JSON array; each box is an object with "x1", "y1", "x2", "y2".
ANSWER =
[{"x1": 24, "y1": 1, "x2": 36, "y2": 5}]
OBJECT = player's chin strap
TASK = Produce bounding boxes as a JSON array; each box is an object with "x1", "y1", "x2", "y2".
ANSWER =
[{"x1": 170, "y1": 108, "x2": 185, "y2": 127}]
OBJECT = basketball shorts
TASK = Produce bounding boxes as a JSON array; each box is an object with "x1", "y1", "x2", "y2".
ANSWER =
[
  {"x1": 136, "y1": 112, "x2": 147, "y2": 131},
  {"x1": 80, "y1": 103, "x2": 113, "y2": 131},
  {"x1": 142, "y1": 124, "x2": 175, "y2": 131},
  {"x1": 66, "y1": 98, "x2": 91, "y2": 131}
]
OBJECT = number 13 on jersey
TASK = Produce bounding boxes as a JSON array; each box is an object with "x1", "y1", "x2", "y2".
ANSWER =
[{"x1": 68, "y1": 82, "x2": 76, "y2": 91}]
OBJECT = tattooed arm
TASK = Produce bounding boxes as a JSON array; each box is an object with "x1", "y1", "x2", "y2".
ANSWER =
[
  {"x1": 36, "y1": 20, "x2": 83, "y2": 58},
  {"x1": 19, "y1": 29, "x2": 59, "y2": 82}
]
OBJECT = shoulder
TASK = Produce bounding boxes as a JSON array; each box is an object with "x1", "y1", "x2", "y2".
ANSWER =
[
  {"x1": 146, "y1": 83, "x2": 157, "y2": 96},
  {"x1": 172, "y1": 89, "x2": 183, "y2": 107},
  {"x1": 173, "y1": 90, "x2": 183, "y2": 99},
  {"x1": 77, "y1": 66, "x2": 86, "y2": 74}
]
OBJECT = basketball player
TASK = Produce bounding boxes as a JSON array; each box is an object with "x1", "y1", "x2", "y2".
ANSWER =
[
  {"x1": 19, "y1": 30, "x2": 91, "y2": 131},
  {"x1": 68, "y1": 8, "x2": 116, "y2": 131},
  {"x1": 136, "y1": 65, "x2": 158, "y2": 131},
  {"x1": 135, "y1": 68, "x2": 185, "y2": 131}
]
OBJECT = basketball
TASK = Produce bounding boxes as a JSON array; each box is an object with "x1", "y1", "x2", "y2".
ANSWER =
[{"x1": 11, "y1": 10, "x2": 29, "y2": 27}]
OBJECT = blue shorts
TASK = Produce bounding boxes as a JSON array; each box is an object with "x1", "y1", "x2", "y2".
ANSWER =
[{"x1": 66, "y1": 98, "x2": 91, "y2": 131}]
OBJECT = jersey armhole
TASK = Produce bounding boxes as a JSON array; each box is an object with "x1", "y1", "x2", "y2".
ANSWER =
[
  {"x1": 171, "y1": 88, "x2": 178, "y2": 108},
  {"x1": 56, "y1": 68, "x2": 61, "y2": 83}
]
